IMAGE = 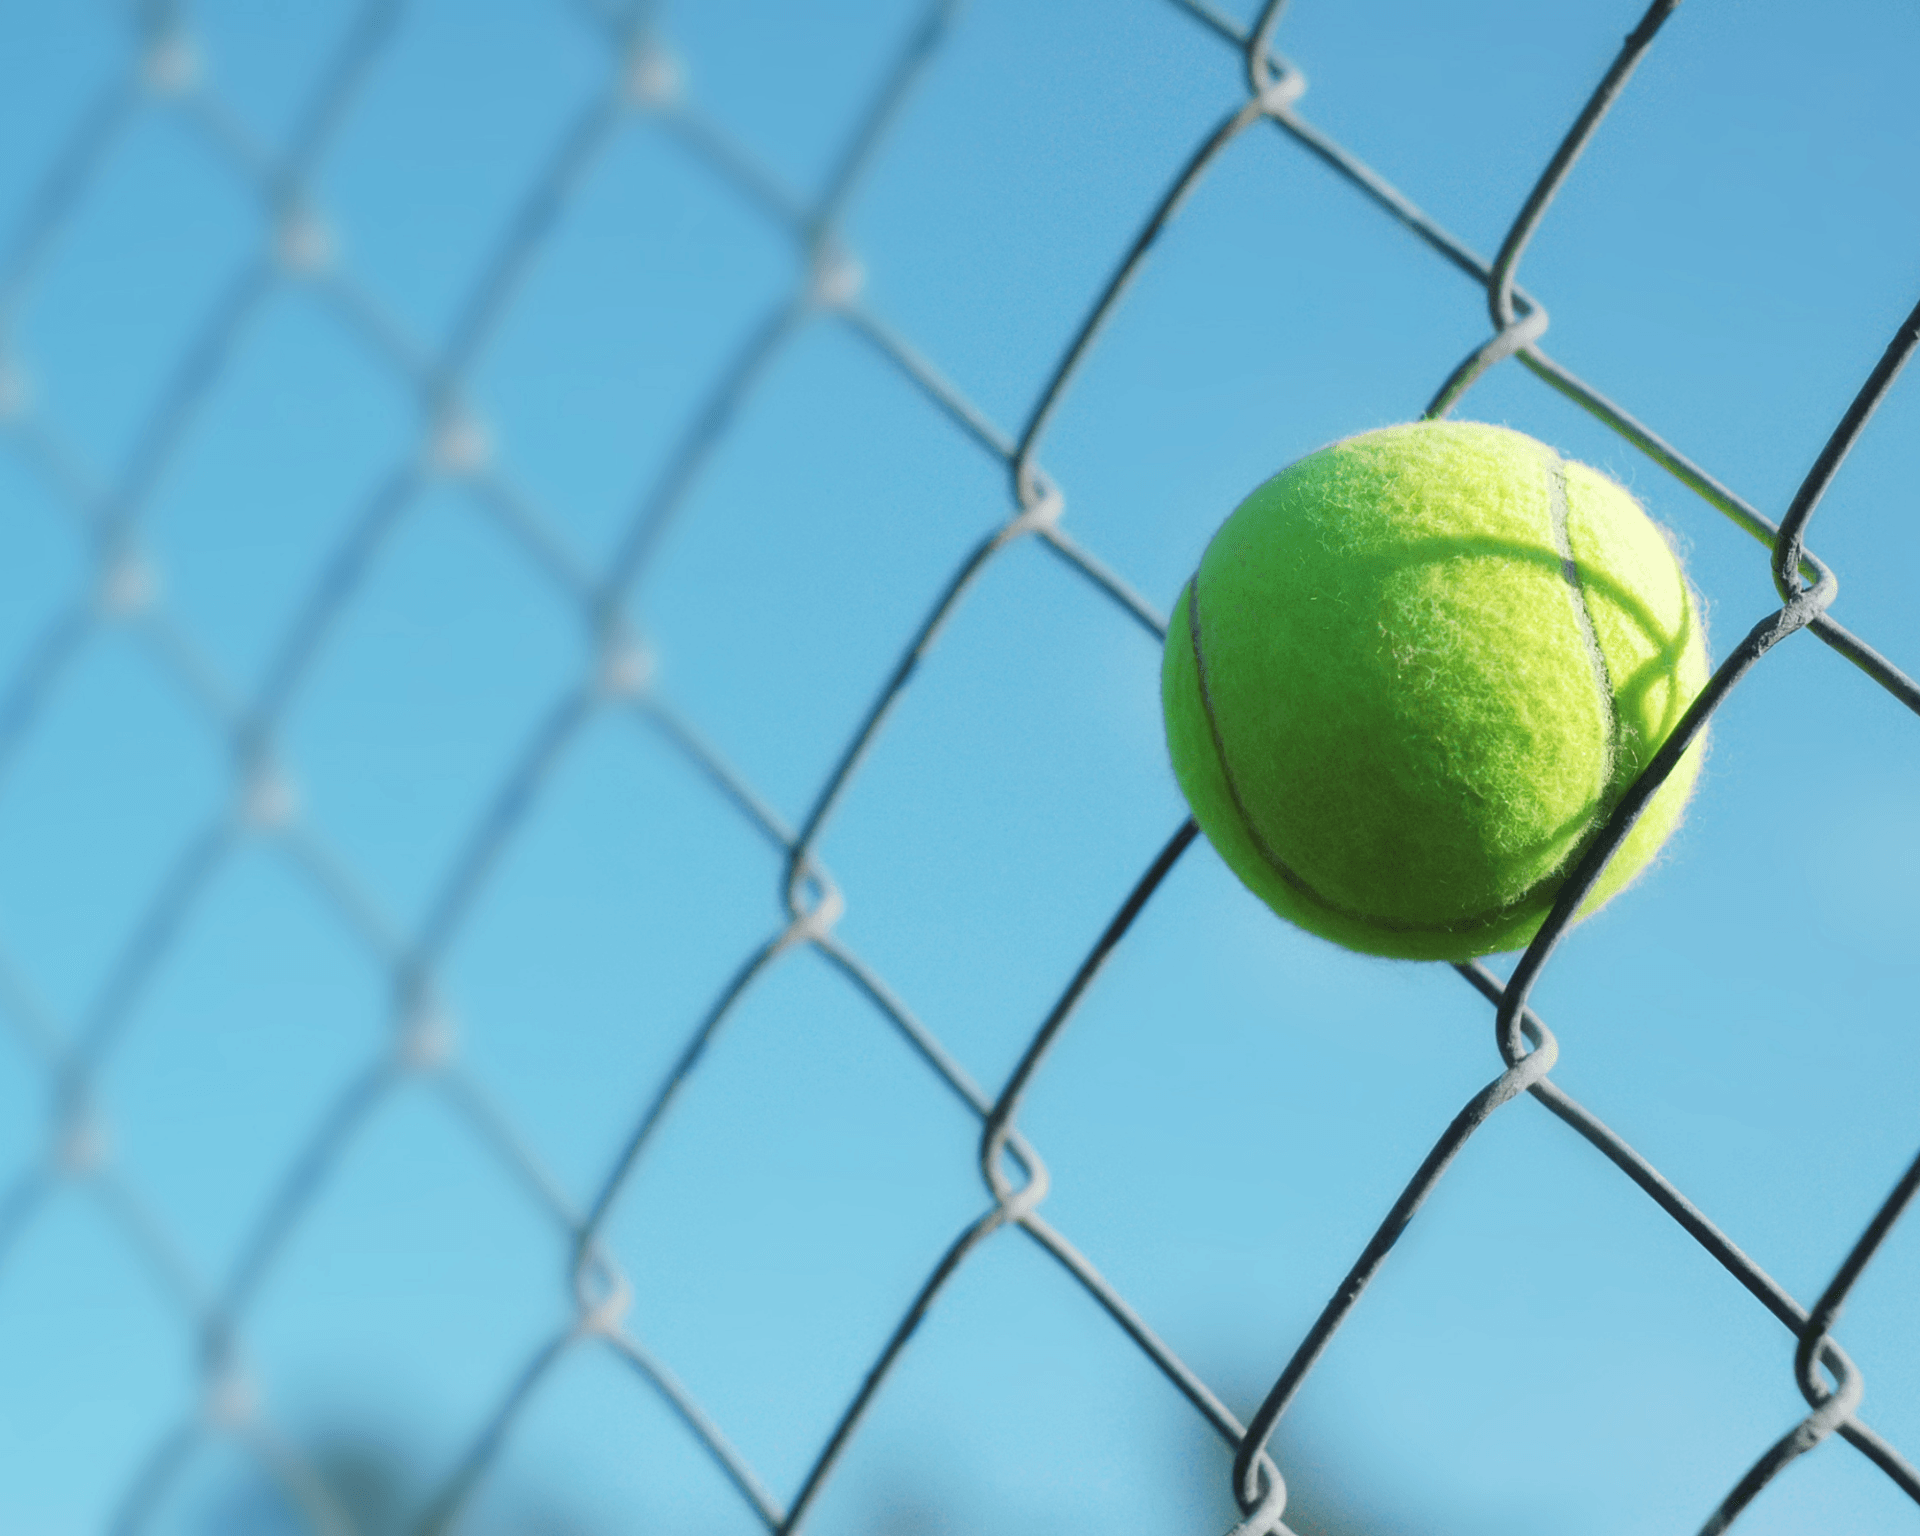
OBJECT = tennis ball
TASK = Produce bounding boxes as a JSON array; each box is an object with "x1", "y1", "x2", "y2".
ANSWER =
[{"x1": 1162, "y1": 419, "x2": 1709, "y2": 962}]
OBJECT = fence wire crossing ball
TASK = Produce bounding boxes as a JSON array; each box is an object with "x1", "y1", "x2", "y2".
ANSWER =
[{"x1": 1162, "y1": 419, "x2": 1711, "y2": 962}]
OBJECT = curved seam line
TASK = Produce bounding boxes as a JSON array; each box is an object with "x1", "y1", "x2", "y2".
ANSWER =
[
  {"x1": 1542, "y1": 450, "x2": 1643, "y2": 904},
  {"x1": 1185, "y1": 575, "x2": 1562, "y2": 939},
  {"x1": 1546, "y1": 451, "x2": 1624, "y2": 790}
]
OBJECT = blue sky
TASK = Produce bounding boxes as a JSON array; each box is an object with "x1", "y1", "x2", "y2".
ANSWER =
[{"x1": 0, "y1": 2, "x2": 1916, "y2": 1534}]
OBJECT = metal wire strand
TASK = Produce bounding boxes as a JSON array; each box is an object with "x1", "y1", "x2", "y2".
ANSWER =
[{"x1": 0, "y1": 2, "x2": 1916, "y2": 1534}]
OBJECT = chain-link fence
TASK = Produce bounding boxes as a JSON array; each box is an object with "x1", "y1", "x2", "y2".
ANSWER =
[{"x1": 0, "y1": 1, "x2": 1916, "y2": 1533}]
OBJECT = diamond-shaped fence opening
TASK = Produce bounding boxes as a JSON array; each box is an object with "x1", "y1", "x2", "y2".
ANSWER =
[{"x1": 0, "y1": 2, "x2": 1917, "y2": 1534}]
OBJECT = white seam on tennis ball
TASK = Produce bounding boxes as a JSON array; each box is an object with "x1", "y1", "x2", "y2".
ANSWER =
[{"x1": 1543, "y1": 449, "x2": 1621, "y2": 794}]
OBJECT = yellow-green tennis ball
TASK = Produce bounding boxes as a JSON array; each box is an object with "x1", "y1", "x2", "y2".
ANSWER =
[{"x1": 1162, "y1": 419, "x2": 1709, "y2": 962}]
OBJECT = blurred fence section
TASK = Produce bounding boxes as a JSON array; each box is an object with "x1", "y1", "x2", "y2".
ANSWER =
[{"x1": 0, "y1": 2, "x2": 1917, "y2": 1535}]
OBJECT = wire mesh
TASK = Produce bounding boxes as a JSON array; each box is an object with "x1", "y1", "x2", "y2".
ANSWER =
[{"x1": 0, "y1": 1, "x2": 1916, "y2": 1533}]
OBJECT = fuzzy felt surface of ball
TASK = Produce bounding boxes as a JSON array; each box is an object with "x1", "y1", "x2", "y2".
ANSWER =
[{"x1": 1161, "y1": 419, "x2": 1709, "y2": 961}]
